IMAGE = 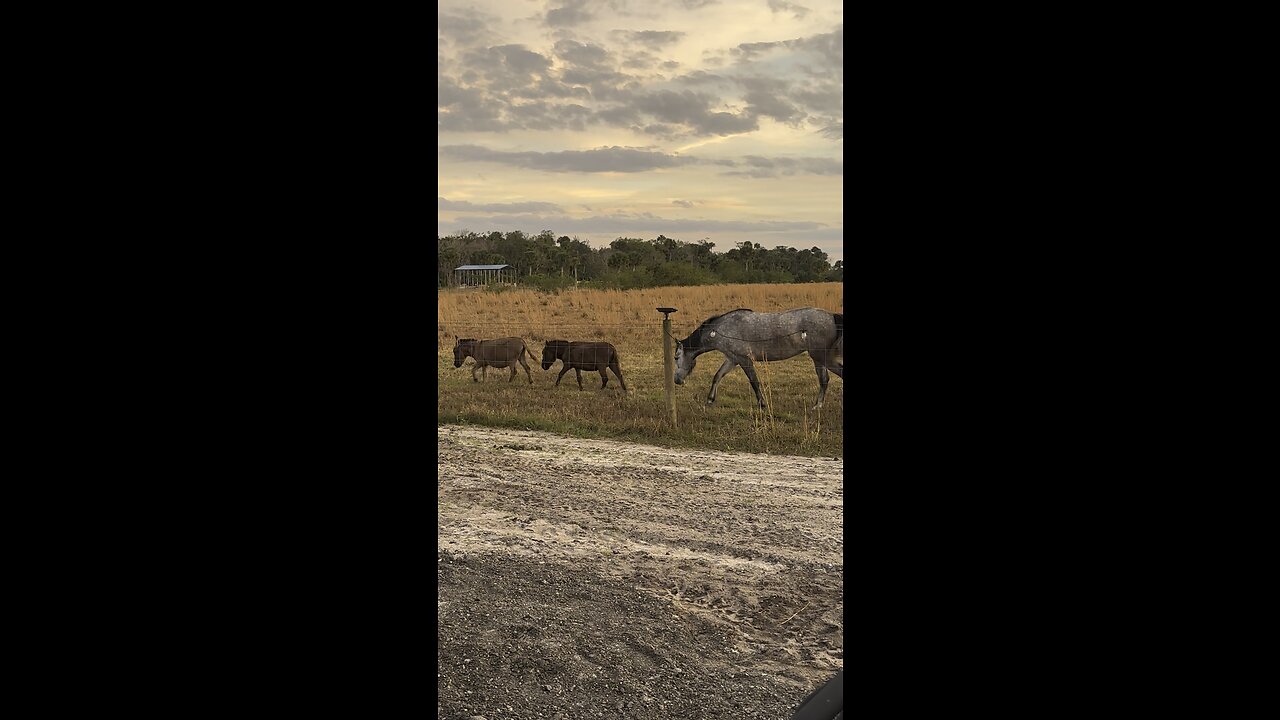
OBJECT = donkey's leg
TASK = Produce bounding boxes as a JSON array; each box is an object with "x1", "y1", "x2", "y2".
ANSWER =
[
  {"x1": 575, "y1": 368, "x2": 584, "y2": 390},
  {"x1": 707, "y1": 357, "x2": 737, "y2": 404},
  {"x1": 471, "y1": 364, "x2": 480, "y2": 383},
  {"x1": 556, "y1": 366, "x2": 571, "y2": 386},
  {"x1": 739, "y1": 361, "x2": 767, "y2": 410},
  {"x1": 599, "y1": 368, "x2": 609, "y2": 389},
  {"x1": 509, "y1": 365, "x2": 517, "y2": 382},
  {"x1": 610, "y1": 361, "x2": 628, "y2": 395},
  {"x1": 827, "y1": 363, "x2": 844, "y2": 380},
  {"x1": 518, "y1": 356, "x2": 533, "y2": 384}
]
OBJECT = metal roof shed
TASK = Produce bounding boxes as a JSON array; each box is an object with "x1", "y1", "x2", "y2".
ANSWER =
[{"x1": 454, "y1": 264, "x2": 512, "y2": 286}]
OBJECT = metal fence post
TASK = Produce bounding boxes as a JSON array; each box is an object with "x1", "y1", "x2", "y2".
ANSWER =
[{"x1": 658, "y1": 307, "x2": 678, "y2": 427}]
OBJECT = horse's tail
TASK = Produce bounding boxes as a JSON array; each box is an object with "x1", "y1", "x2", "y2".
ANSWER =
[{"x1": 523, "y1": 343, "x2": 536, "y2": 361}]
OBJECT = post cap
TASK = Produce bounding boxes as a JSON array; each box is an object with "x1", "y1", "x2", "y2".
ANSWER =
[{"x1": 656, "y1": 307, "x2": 678, "y2": 314}]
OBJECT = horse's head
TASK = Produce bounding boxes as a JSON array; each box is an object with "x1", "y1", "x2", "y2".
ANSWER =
[
  {"x1": 541, "y1": 340, "x2": 568, "y2": 371},
  {"x1": 674, "y1": 341, "x2": 695, "y2": 384},
  {"x1": 453, "y1": 338, "x2": 476, "y2": 368}
]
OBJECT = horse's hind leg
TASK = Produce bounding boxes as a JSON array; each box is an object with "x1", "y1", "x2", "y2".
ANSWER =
[
  {"x1": 812, "y1": 362, "x2": 830, "y2": 409},
  {"x1": 827, "y1": 337, "x2": 844, "y2": 379},
  {"x1": 599, "y1": 368, "x2": 608, "y2": 389},
  {"x1": 740, "y1": 361, "x2": 766, "y2": 410},
  {"x1": 509, "y1": 365, "x2": 517, "y2": 382},
  {"x1": 575, "y1": 368, "x2": 584, "y2": 391},
  {"x1": 707, "y1": 357, "x2": 737, "y2": 404}
]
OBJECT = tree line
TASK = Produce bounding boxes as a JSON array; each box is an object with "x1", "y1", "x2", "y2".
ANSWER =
[{"x1": 438, "y1": 230, "x2": 843, "y2": 290}]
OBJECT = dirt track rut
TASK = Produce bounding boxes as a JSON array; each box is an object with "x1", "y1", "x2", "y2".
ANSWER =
[{"x1": 437, "y1": 425, "x2": 844, "y2": 719}]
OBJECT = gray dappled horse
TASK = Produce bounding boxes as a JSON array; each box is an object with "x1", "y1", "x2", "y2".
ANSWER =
[{"x1": 673, "y1": 308, "x2": 844, "y2": 410}]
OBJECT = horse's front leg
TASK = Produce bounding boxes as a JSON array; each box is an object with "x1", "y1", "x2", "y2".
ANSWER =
[
  {"x1": 575, "y1": 368, "x2": 583, "y2": 391},
  {"x1": 471, "y1": 364, "x2": 479, "y2": 383},
  {"x1": 706, "y1": 357, "x2": 737, "y2": 405},
  {"x1": 556, "y1": 366, "x2": 570, "y2": 386}
]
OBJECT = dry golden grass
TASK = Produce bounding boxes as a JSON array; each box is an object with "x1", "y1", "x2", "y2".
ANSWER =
[
  {"x1": 437, "y1": 283, "x2": 844, "y2": 457},
  {"x1": 438, "y1": 283, "x2": 842, "y2": 347}
]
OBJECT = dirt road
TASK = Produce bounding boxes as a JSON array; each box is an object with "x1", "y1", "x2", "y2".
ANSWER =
[{"x1": 437, "y1": 425, "x2": 844, "y2": 719}]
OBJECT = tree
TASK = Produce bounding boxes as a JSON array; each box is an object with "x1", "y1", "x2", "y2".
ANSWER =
[
  {"x1": 654, "y1": 234, "x2": 680, "y2": 262},
  {"x1": 825, "y1": 260, "x2": 844, "y2": 282},
  {"x1": 681, "y1": 239, "x2": 717, "y2": 269},
  {"x1": 733, "y1": 241, "x2": 764, "y2": 275},
  {"x1": 438, "y1": 245, "x2": 460, "y2": 286},
  {"x1": 437, "y1": 227, "x2": 833, "y2": 289}
]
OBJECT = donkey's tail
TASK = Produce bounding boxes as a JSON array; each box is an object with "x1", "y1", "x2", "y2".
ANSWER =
[{"x1": 523, "y1": 344, "x2": 537, "y2": 361}]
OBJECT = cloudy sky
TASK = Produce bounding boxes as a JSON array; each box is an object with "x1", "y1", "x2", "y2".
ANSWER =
[{"x1": 438, "y1": 0, "x2": 843, "y2": 262}]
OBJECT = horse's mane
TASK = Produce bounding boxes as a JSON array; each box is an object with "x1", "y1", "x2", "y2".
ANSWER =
[
  {"x1": 682, "y1": 308, "x2": 752, "y2": 347},
  {"x1": 702, "y1": 308, "x2": 752, "y2": 325}
]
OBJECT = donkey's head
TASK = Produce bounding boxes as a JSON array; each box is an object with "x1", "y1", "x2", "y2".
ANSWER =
[
  {"x1": 453, "y1": 338, "x2": 477, "y2": 368},
  {"x1": 541, "y1": 340, "x2": 569, "y2": 371}
]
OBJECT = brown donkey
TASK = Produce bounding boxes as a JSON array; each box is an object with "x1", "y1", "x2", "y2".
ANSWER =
[{"x1": 541, "y1": 340, "x2": 627, "y2": 394}]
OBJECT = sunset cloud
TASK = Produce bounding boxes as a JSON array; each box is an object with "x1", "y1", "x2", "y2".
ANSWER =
[{"x1": 438, "y1": 0, "x2": 843, "y2": 260}]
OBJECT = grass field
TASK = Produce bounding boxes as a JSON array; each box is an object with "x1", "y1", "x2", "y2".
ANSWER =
[{"x1": 437, "y1": 283, "x2": 844, "y2": 457}]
